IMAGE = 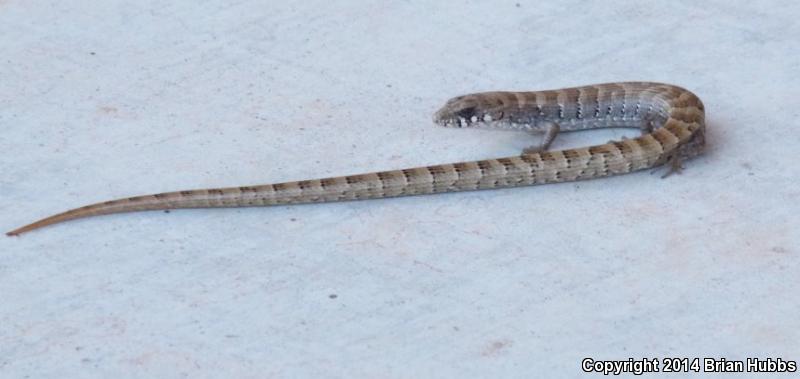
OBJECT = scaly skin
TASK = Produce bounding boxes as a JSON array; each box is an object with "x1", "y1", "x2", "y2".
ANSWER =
[{"x1": 7, "y1": 82, "x2": 705, "y2": 236}]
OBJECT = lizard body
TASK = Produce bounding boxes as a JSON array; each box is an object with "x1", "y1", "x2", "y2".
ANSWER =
[{"x1": 7, "y1": 82, "x2": 705, "y2": 236}]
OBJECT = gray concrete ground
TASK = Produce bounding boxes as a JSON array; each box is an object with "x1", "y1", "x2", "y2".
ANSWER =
[{"x1": 1, "y1": 1, "x2": 798, "y2": 377}]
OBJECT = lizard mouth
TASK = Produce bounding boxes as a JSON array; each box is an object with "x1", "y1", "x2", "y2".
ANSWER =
[{"x1": 433, "y1": 104, "x2": 500, "y2": 128}]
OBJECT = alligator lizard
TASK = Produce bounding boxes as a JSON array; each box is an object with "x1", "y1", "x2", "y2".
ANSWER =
[{"x1": 7, "y1": 82, "x2": 705, "y2": 236}]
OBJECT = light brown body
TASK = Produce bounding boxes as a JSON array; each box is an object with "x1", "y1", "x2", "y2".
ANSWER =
[{"x1": 7, "y1": 82, "x2": 705, "y2": 236}]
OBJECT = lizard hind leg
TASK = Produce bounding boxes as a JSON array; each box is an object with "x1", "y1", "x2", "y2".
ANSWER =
[
  {"x1": 522, "y1": 122, "x2": 560, "y2": 155},
  {"x1": 650, "y1": 153, "x2": 684, "y2": 178},
  {"x1": 661, "y1": 154, "x2": 684, "y2": 178}
]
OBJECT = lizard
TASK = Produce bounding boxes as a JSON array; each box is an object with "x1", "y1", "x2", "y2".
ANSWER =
[{"x1": 6, "y1": 82, "x2": 705, "y2": 236}]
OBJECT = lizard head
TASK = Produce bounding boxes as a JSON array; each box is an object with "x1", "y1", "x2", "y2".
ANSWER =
[{"x1": 433, "y1": 94, "x2": 507, "y2": 128}]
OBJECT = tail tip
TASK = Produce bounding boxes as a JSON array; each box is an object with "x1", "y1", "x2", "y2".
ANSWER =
[{"x1": 6, "y1": 224, "x2": 36, "y2": 237}]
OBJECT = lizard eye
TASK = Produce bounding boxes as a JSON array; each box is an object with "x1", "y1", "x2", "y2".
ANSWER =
[{"x1": 455, "y1": 106, "x2": 477, "y2": 119}]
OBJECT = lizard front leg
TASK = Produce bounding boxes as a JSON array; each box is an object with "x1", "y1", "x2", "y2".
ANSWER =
[{"x1": 522, "y1": 121, "x2": 560, "y2": 155}]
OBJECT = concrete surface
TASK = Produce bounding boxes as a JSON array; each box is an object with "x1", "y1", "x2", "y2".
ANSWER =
[{"x1": 1, "y1": 1, "x2": 798, "y2": 377}]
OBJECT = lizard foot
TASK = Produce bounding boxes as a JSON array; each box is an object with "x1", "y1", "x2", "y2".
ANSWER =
[{"x1": 651, "y1": 154, "x2": 684, "y2": 178}]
